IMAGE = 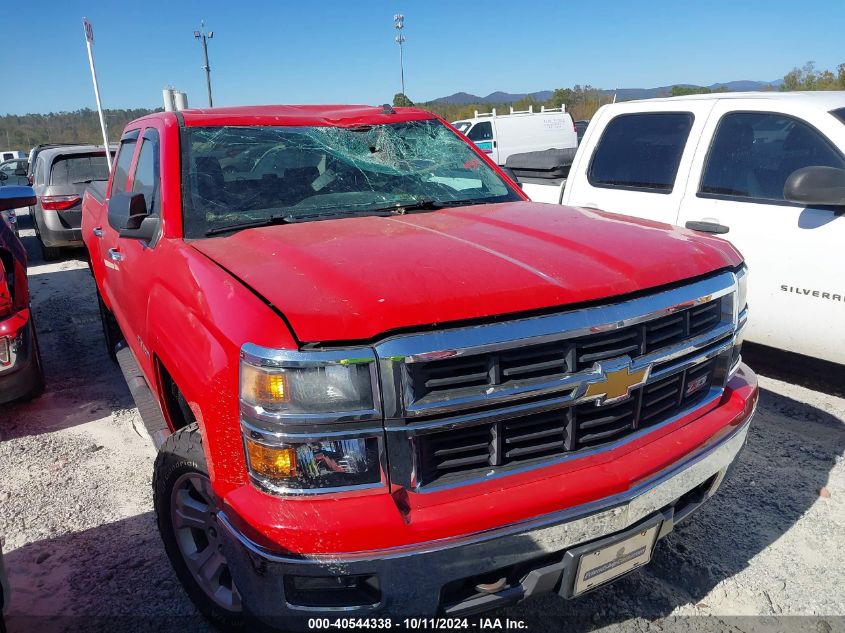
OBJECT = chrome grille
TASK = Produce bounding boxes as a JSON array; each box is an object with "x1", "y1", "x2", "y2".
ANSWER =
[
  {"x1": 375, "y1": 270, "x2": 743, "y2": 490},
  {"x1": 416, "y1": 358, "x2": 717, "y2": 485}
]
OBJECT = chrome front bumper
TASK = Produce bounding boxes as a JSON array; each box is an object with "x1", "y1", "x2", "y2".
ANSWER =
[{"x1": 219, "y1": 412, "x2": 753, "y2": 625}]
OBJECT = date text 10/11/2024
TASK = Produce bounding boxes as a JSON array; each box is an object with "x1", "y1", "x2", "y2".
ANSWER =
[{"x1": 307, "y1": 618, "x2": 529, "y2": 630}]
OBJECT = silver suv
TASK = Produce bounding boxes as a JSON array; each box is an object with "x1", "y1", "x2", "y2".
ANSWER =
[{"x1": 30, "y1": 145, "x2": 114, "y2": 260}]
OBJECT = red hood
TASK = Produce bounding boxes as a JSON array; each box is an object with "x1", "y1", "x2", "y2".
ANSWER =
[{"x1": 191, "y1": 203, "x2": 742, "y2": 342}]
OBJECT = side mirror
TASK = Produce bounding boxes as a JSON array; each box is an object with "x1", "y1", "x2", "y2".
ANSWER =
[
  {"x1": 784, "y1": 166, "x2": 845, "y2": 208},
  {"x1": 0, "y1": 172, "x2": 7, "y2": 181},
  {"x1": 0, "y1": 185, "x2": 37, "y2": 211},
  {"x1": 108, "y1": 192, "x2": 159, "y2": 240}
]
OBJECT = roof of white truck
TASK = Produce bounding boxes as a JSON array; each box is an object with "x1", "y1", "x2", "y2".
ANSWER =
[{"x1": 632, "y1": 91, "x2": 845, "y2": 110}]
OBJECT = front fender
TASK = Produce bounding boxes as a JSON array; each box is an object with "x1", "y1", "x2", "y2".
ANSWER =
[{"x1": 145, "y1": 241, "x2": 299, "y2": 496}]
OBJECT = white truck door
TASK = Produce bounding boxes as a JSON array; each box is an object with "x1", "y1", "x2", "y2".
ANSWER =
[
  {"x1": 677, "y1": 100, "x2": 845, "y2": 364},
  {"x1": 563, "y1": 101, "x2": 714, "y2": 225},
  {"x1": 466, "y1": 120, "x2": 498, "y2": 164}
]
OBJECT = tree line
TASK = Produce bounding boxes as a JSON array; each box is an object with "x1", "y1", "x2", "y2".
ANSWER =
[
  {"x1": 0, "y1": 108, "x2": 158, "y2": 151},
  {"x1": 400, "y1": 85, "x2": 613, "y2": 123},
  {"x1": 2, "y1": 61, "x2": 842, "y2": 154}
]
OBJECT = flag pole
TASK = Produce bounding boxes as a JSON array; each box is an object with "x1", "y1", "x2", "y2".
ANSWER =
[{"x1": 83, "y1": 18, "x2": 112, "y2": 170}]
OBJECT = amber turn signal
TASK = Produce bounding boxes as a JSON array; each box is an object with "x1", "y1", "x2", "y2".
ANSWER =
[
  {"x1": 241, "y1": 364, "x2": 290, "y2": 408},
  {"x1": 245, "y1": 439, "x2": 297, "y2": 479}
]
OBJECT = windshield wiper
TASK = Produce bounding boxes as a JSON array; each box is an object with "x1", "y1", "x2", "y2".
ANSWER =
[
  {"x1": 366, "y1": 199, "x2": 445, "y2": 214},
  {"x1": 384, "y1": 198, "x2": 495, "y2": 212},
  {"x1": 205, "y1": 208, "x2": 394, "y2": 235},
  {"x1": 204, "y1": 198, "x2": 489, "y2": 236},
  {"x1": 205, "y1": 215, "x2": 294, "y2": 236}
]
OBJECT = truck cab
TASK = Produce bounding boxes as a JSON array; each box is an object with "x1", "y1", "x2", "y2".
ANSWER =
[{"x1": 559, "y1": 92, "x2": 845, "y2": 365}]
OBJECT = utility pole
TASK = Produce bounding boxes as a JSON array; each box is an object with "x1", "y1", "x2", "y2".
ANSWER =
[
  {"x1": 393, "y1": 14, "x2": 406, "y2": 97},
  {"x1": 193, "y1": 21, "x2": 214, "y2": 107}
]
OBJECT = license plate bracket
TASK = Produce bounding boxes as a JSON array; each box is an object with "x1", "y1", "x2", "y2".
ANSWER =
[{"x1": 559, "y1": 512, "x2": 666, "y2": 598}]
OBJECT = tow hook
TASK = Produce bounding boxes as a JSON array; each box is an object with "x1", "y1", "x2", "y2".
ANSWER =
[{"x1": 475, "y1": 578, "x2": 508, "y2": 594}]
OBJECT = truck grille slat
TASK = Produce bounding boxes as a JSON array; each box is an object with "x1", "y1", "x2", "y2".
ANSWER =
[
  {"x1": 577, "y1": 331, "x2": 639, "y2": 349},
  {"x1": 577, "y1": 420, "x2": 634, "y2": 445},
  {"x1": 436, "y1": 454, "x2": 492, "y2": 470},
  {"x1": 432, "y1": 441, "x2": 491, "y2": 457},
  {"x1": 501, "y1": 357, "x2": 568, "y2": 377},
  {"x1": 577, "y1": 407, "x2": 636, "y2": 430},
  {"x1": 578, "y1": 344, "x2": 640, "y2": 365},
  {"x1": 425, "y1": 371, "x2": 489, "y2": 389},
  {"x1": 504, "y1": 426, "x2": 565, "y2": 444},
  {"x1": 504, "y1": 440, "x2": 566, "y2": 459}
]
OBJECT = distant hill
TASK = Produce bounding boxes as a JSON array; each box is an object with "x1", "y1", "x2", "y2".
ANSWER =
[{"x1": 426, "y1": 80, "x2": 782, "y2": 105}]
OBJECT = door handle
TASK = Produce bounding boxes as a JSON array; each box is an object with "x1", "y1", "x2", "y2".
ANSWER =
[
  {"x1": 685, "y1": 220, "x2": 730, "y2": 234},
  {"x1": 93, "y1": 227, "x2": 103, "y2": 238},
  {"x1": 108, "y1": 248, "x2": 123, "y2": 262}
]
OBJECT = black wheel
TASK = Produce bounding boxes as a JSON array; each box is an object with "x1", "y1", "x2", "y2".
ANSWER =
[
  {"x1": 22, "y1": 318, "x2": 45, "y2": 400},
  {"x1": 154, "y1": 424, "x2": 245, "y2": 631},
  {"x1": 39, "y1": 239, "x2": 60, "y2": 262},
  {"x1": 97, "y1": 293, "x2": 123, "y2": 362}
]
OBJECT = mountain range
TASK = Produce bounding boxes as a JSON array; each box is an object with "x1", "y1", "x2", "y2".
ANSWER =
[{"x1": 426, "y1": 80, "x2": 784, "y2": 105}]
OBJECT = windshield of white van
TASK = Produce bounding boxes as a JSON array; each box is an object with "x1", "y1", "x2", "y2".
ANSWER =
[
  {"x1": 183, "y1": 119, "x2": 520, "y2": 237},
  {"x1": 832, "y1": 108, "x2": 845, "y2": 125},
  {"x1": 452, "y1": 121, "x2": 472, "y2": 134}
]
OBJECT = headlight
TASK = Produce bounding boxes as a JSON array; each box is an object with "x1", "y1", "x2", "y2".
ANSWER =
[
  {"x1": 729, "y1": 265, "x2": 749, "y2": 378},
  {"x1": 0, "y1": 337, "x2": 10, "y2": 367},
  {"x1": 240, "y1": 345, "x2": 378, "y2": 418},
  {"x1": 735, "y1": 265, "x2": 748, "y2": 315},
  {"x1": 243, "y1": 435, "x2": 382, "y2": 493},
  {"x1": 239, "y1": 343, "x2": 383, "y2": 493}
]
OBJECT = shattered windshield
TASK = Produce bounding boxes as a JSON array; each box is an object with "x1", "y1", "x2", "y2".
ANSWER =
[{"x1": 182, "y1": 119, "x2": 520, "y2": 237}]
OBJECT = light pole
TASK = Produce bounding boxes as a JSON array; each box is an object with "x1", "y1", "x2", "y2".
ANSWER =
[
  {"x1": 193, "y1": 21, "x2": 214, "y2": 107},
  {"x1": 393, "y1": 14, "x2": 405, "y2": 97}
]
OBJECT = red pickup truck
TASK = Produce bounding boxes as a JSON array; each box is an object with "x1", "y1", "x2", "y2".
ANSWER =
[{"x1": 82, "y1": 105, "x2": 757, "y2": 630}]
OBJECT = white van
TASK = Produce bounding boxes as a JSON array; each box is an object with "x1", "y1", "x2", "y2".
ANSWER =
[
  {"x1": 525, "y1": 91, "x2": 845, "y2": 365},
  {"x1": 452, "y1": 106, "x2": 578, "y2": 165},
  {"x1": 0, "y1": 150, "x2": 25, "y2": 162}
]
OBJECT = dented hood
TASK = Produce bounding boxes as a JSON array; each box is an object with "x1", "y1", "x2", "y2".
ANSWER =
[{"x1": 191, "y1": 202, "x2": 742, "y2": 342}]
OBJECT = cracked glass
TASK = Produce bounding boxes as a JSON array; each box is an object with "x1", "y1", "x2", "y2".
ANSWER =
[{"x1": 181, "y1": 119, "x2": 520, "y2": 237}]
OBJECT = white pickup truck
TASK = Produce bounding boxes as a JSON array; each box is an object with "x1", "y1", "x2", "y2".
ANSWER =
[{"x1": 517, "y1": 91, "x2": 845, "y2": 365}]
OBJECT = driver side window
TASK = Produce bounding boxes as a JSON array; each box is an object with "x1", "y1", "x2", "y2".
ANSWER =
[
  {"x1": 699, "y1": 112, "x2": 845, "y2": 202},
  {"x1": 130, "y1": 131, "x2": 161, "y2": 216},
  {"x1": 111, "y1": 138, "x2": 137, "y2": 195}
]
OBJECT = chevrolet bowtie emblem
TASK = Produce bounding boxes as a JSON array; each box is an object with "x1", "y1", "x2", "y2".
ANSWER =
[{"x1": 582, "y1": 358, "x2": 651, "y2": 405}]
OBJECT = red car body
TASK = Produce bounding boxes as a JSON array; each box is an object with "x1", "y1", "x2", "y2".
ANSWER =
[
  {"x1": 0, "y1": 188, "x2": 43, "y2": 405},
  {"x1": 82, "y1": 105, "x2": 757, "y2": 625}
]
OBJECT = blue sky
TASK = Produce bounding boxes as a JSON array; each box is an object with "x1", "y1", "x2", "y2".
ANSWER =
[{"x1": 2, "y1": 0, "x2": 844, "y2": 115}]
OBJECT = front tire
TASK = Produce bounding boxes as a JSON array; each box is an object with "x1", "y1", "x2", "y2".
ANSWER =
[
  {"x1": 154, "y1": 424, "x2": 245, "y2": 631},
  {"x1": 96, "y1": 293, "x2": 123, "y2": 362}
]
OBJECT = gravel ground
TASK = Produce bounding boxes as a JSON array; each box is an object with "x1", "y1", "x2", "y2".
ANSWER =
[{"x1": 0, "y1": 211, "x2": 843, "y2": 633}]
